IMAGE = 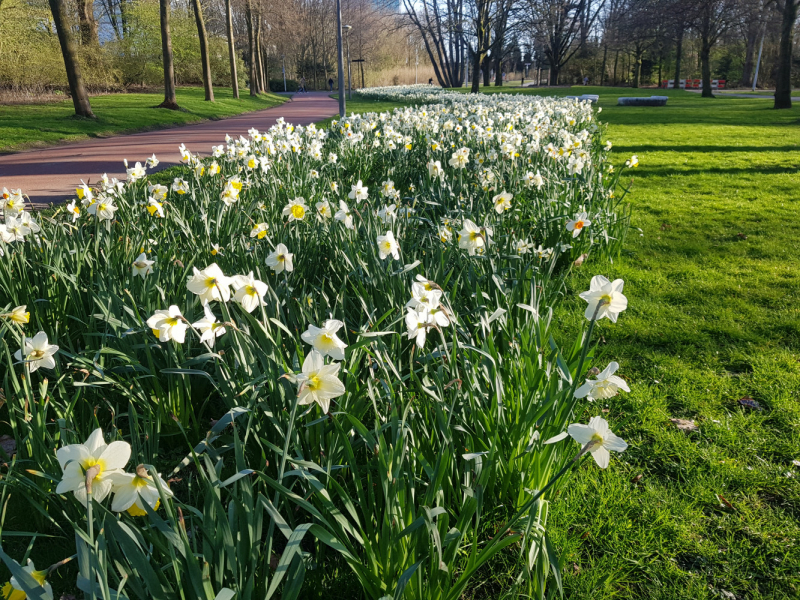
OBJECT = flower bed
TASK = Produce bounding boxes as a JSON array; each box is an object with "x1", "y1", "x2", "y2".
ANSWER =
[{"x1": 0, "y1": 91, "x2": 636, "y2": 599}]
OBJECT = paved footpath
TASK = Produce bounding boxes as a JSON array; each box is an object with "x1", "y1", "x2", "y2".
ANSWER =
[{"x1": 0, "y1": 92, "x2": 338, "y2": 207}]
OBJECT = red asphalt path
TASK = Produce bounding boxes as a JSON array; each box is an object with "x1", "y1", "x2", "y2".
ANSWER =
[{"x1": 0, "y1": 92, "x2": 338, "y2": 207}]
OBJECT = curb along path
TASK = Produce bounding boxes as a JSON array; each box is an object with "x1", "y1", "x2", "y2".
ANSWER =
[{"x1": 0, "y1": 92, "x2": 338, "y2": 207}]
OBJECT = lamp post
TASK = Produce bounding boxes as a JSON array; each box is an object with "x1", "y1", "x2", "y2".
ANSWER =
[
  {"x1": 523, "y1": 62, "x2": 530, "y2": 87},
  {"x1": 281, "y1": 54, "x2": 286, "y2": 92},
  {"x1": 343, "y1": 25, "x2": 352, "y2": 100},
  {"x1": 335, "y1": 0, "x2": 345, "y2": 117}
]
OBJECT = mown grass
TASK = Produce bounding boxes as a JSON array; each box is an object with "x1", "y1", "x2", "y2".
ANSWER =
[
  {"x1": 541, "y1": 87, "x2": 800, "y2": 600},
  {"x1": 0, "y1": 86, "x2": 286, "y2": 153}
]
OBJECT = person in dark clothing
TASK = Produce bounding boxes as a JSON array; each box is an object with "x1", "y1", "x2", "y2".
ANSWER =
[
  {"x1": 328, "y1": 78, "x2": 334, "y2": 91},
  {"x1": 428, "y1": 78, "x2": 433, "y2": 85}
]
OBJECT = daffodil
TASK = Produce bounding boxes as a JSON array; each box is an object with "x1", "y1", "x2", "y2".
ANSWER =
[
  {"x1": 566, "y1": 212, "x2": 591, "y2": 238},
  {"x1": 493, "y1": 191, "x2": 512, "y2": 213},
  {"x1": 405, "y1": 308, "x2": 432, "y2": 348},
  {"x1": 87, "y1": 198, "x2": 118, "y2": 221},
  {"x1": 514, "y1": 239, "x2": 532, "y2": 254},
  {"x1": 146, "y1": 306, "x2": 188, "y2": 343},
  {"x1": 407, "y1": 284, "x2": 442, "y2": 312},
  {"x1": 316, "y1": 199, "x2": 332, "y2": 219},
  {"x1": 186, "y1": 263, "x2": 231, "y2": 304},
  {"x1": 13, "y1": 332, "x2": 58, "y2": 373},
  {"x1": 76, "y1": 183, "x2": 93, "y2": 202},
  {"x1": 2, "y1": 216, "x2": 30, "y2": 242},
  {"x1": 567, "y1": 416, "x2": 628, "y2": 468},
  {"x1": 147, "y1": 198, "x2": 164, "y2": 217},
  {"x1": 295, "y1": 350, "x2": 345, "y2": 413},
  {"x1": 348, "y1": 180, "x2": 368, "y2": 203},
  {"x1": 377, "y1": 231, "x2": 400, "y2": 260},
  {"x1": 301, "y1": 320, "x2": 347, "y2": 360},
  {"x1": 250, "y1": 223, "x2": 269, "y2": 239},
  {"x1": 132, "y1": 252, "x2": 154, "y2": 279},
  {"x1": 575, "y1": 362, "x2": 630, "y2": 401},
  {"x1": 448, "y1": 147, "x2": 469, "y2": 169},
  {"x1": 110, "y1": 464, "x2": 172, "y2": 516},
  {"x1": 266, "y1": 243, "x2": 293, "y2": 274},
  {"x1": 126, "y1": 161, "x2": 146, "y2": 182},
  {"x1": 55, "y1": 428, "x2": 131, "y2": 504},
  {"x1": 524, "y1": 171, "x2": 544, "y2": 189},
  {"x1": 579, "y1": 275, "x2": 627, "y2": 322},
  {"x1": 66, "y1": 200, "x2": 81, "y2": 222},
  {"x1": 4, "y1": 305, "x2": 30, "y2": 325},
  {"x1": 231, "y1": 272, "x2": 269, "y2": 313},
  {"x1": 210, "y1": 243, "x2": 224, "y2": 256},
  {"x1": 625, "y1": 155, "x2": 639, "y2": 168},
  {"x1": 146, "y1": 154, "x2": 159, "y2": 168},
  {"x1": 191, "y1": 304, "x2": 226, "y2": 346},
  {"x1": 148, "y1": 183, "x2": 168, "y2": 201},
  {"x1": 427, "y1": 160, "x2": 444, "y2": 179},
  {"x1": 1, "y1": 559, "x2": 53, "y2": 600},
  {"x1": 282, "y1": 198, "x2": 309, "y2": 222},
  {"x1": 172, "y1": 178, "x2": 190, "y2": 195},
  {"x1": 334, "y1": 201, "x2": 354, "y2": 229},
  {"x1": 458, "y1": 219, "x2": 486, "y2": 256}
]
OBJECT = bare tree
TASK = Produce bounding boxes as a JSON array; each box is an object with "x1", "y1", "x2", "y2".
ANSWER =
[
  {"x1": 774, "y1": 0, "x2": 799, "y2": 108},
  {"x1": 192, "y1": 0, "x2": 216, "y2": 101},
  {"x1": 524, "y1": 0, "x2": 606, "y2": 85},
  {"x1": 159, "y1": 0, "x2": 180, "y2": 109},
  {"x1": 226, "y1": 0, "x2": 239, "y2": 98},
  {"x1": 76, "y1": 0, "x2": 99, "y2": 45},
  {"x1": 695, "y1": 0, "x2": 738, "y2": 97},
  {"x1": 47, "y1": 0, "x2": 94, "y2": 117},
  {"x1": 402, "y1": 0, "x2": 466, "y2": 88}
]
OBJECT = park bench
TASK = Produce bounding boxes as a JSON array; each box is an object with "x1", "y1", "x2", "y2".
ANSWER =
[{"x1": 617, "y1": 96, "x2": 668, "y2": 106}]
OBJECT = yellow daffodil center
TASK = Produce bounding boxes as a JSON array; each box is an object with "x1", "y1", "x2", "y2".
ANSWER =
[
  {"x1": 82, "y1": 457, "x2": 105, "y2": 478},
  {"x1": 165, "y1": 317, "x2": 179, "y2": 327},
  {"x1": 306, "y1": 374, "x2": 322, "y2": 391},
  {"x1": 277, "y1": 254, "x2": 285, "y2": 262},
  {"x1": 469, "y1": 232, "x2": 480, "y2": 241},
  {"x1": 206, "y1": 277, "x2": 218, "y2": 288},
  {"x1": 291, "y1": 205, "x2": 305, "y2": 219},
  {"x1": 381, "y1": 242, "x2": 392, "y2": 253},
  {"x1": 245, "y1": 285, "x2": 257, "y2": 296},
  {"x1": 599, "y1": 294, "x2": 612, "y2": 304},
  {"x1": 29, "y1": 349, "x2": 45, "y2": 359}
]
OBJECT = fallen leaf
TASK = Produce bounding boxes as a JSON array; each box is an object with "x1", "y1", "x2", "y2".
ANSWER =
[
  {"x1": 0, "y1": 435, "x2": 15, "y2": 457},
  {"x1": 660, "y1": 223, "x2": 672, "y2": 231},
  {"x1": 717, "y1": 494, "x2": 735, "y2": 510},
  {"x1": 670, "y1": 418, "x2": 698, "y2": 432},
  {"x1": 631, "y1": 474, "x2": 643, "y2": 484},
  {"x1": 572, "y1": 563, "x2": 581, "y2": 574},
  {"x1": 573, "y1": 253, "x2": 589, "y2": 267},
  {"x1": 738, "y1": 396, "x2": 762, "y2": 410},
  {"x1": 736, "y1": 233, "x2": 747, "y2": 240}
]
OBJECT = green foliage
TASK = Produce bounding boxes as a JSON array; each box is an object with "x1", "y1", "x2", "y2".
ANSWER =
[{"x1": 269, "y1": 79, "x2": 298, "y2": 93}]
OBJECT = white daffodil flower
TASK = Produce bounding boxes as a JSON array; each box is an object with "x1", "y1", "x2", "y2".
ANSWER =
[
  {"x1": 377, "y1": 231, "x2": 400, "y2": 260},
  {"x1": 18, "y1": 211, "x2": 40, "y2": 234},
  {"x1": 110, "y1": 465, "x2": 172, "y2": 517},
  {"x1": 625, "y1": 154, "x2": 639, "y2": 168},
  {"x1": 13, "y1": 331, "x2": 58, "y2": 373},
  {"x1": 566, "y1": 212, "x2": 591, "y2": 238},
  {"x1": 348, "y1": 180, "x2": 368, "y2": 203},
  {"x1": 5, "y1": 305, "x2": 30, "y2": 325},
  {"x1": 407, "y1": 284, "x2": 442, "y2": 312},
  {"x1": 514, "y1": 239, "x2": 532, "y2": 254},
  {"x1": 493, "y1": 191, "x2": 513, "y2": 214},
  {"x1": 55, "y1": 428, "x2": 131, "y2": 505},
  {"x1": 334, "y1": 201, "x2": 354, "y2": 229},
  {"x1": 2, "y1": 559, "x2": 53, "y2": 600},
  {"x1": 282, "y1": 198, "x2": 309, "y2": 222},
  {"x1": 301, "y1": 319, "x2": 347, "y2": 360},
  {"x1": 146, "y1": 154, "x2": 159, "y2": 168},
  {"x1": 266, "y1": 243, "x2": 294, "y2": 274},
  {"x1": 3, "y1": 216, "x2": 30, "y2": 242},
  {"x1": 231, "y1": 271, "x2": 269, "y2": 313},
  {"x1": 295, "y1": 350, "x2": 346, "y2": 414},
  {"x1": 87, "y1": 198, "x2": 118, "y2": 221},
  {"x1": 405, "y1": 308, "x2": 432, "y2": 348},
  {"x1": 146, "y1": 305, "x2": 188, "y2": 343},
  {"x1": 377, "y1": 204, "x2": 397, "y2": 224},
  {"x1": 191, "y1": 304, "x2": 226, "y2": 346},
  {"x1": 428, "y1": 159, "x2": 445, "y2": 179},
  {"x1": 575, "y1": 361, "x2": 630, "y2": 401},
  {"x1": 567, "y1": 416, "x2": 628, "y2": 469},
  {"x1": 316, "y1": 199, "x2": 332, "y2": 219},
  {"x1": 579, "y1": 275, "x2": 627, "y2": 322},
  {"x1": 66, "y1": 199, "x2": 81, "y2": 222},
  {"x1": 147, "y1": 198, "x2": 164, "y2": 218},
  {"x1": 250, "y1": 222, "x2": 269, "y2": 239},
  {"x1": 126, "y1": 161, "x2": 146, "y2": 181},
  {"x1": 458, "y1": 219, "x2": 486, "y2": 255},
  {"x1": 448, "y1": 147, "x2": 470, "y2": 169},
  {"x1": 132, "y1": 252, "x2": 154, "y2": 279},
  {"x1": 186, "y1": 263, "x2": 231, "y2": 304}
]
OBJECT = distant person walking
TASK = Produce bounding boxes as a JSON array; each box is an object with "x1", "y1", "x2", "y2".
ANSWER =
[
  {"x1": 583, "y1": 76, "x2": 589, "y2": 86},
  {"x1": 299, "y1": 77, "x2": 306, "y2": 93},
  {"x1": 428, "y1": 77, "x2": 433, "y2": 85},
  {"x1": 328, "y1": 77, "x2": 334, "y2": 91}
]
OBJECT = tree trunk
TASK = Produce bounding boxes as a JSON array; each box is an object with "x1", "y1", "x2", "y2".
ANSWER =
[
  {"x1": 482, "y1": 58, "x2": 491, "y2": 86},
  {"x1": 700, "y1": 40, "x2": 713, "y2": 97},
  {"x1": 225, "y1": 0, "x2": 239, "y2": 98},
  {"x1": 613, "y1": 49, "x2": 619, "y2": 85},
  {"x1": 549, "y1": 64, "x2": 559, "y2": 85},
  {"x1": 600, "y1": 43, "x2": 607, "y2": 85},
  {"x1": 740, "y1": 21, "x2": 759, "y2": 87},
  {"x1": 158, "y1": 0, "x2": 179, "y2": 109},
  {"x1": 255, "y1": 18, "x2": 266, "y2": 92},
  {"x1": 674, "y1": 26, "x2": 683, "y2": 87},
  {"x1": 47, "y1": 0, "x2": 94, "y2": 117},
  {"x1": 470, "y1": 51, "x2": 481, "y2": 93},
  {"x1": 775, "y1": 0, "x2": 798, "y2": 109},
  {"x1": 246, "y1": 0, "x2": 259, "y2": 95},
  {"x1": 494, "y1": 48, "x2": 503, "y2": 86},
  {"x1": 76, "y1": 0, "x2": 98, "y2": 46},
  {"x1": 191, "y1": 0, "x2": 214, "y2": 101},
  {"x1": 632, "y1": 49, "x2": 642, "y2": 88}
]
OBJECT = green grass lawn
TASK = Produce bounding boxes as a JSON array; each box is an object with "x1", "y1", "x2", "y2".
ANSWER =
[
  {"x1": 543, "y1": 87, "x2": 800, "y2": 599},
  {"x1": 0, "y1": 86, "x2": 286, "y2": 153}
]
